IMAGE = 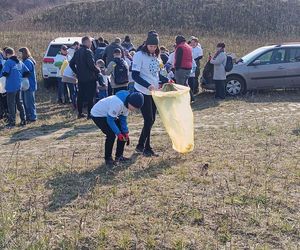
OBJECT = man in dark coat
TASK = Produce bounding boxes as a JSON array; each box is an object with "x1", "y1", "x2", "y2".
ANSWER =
[
  {"x1": 102, "y1": 38, "x2": 124, "y2": 66},
  {"x1": 70, "y1": 36, "x2": 100, "y2": 119}
]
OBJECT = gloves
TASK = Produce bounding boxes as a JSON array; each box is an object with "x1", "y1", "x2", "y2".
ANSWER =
[
  {"x1": 118, "y1": 134, "x2": 126, "y2": 142},
  {"x1": 117, "y1": 133, "x2": 130, "y2": 145},
  {"x1": 124, "y1": 133, "x2": 130, "y2": 146}
]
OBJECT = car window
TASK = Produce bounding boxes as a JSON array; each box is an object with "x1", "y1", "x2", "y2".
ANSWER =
[
  {"x1": 240, "y1": 47, "x2": 269, "y2": 64},
  {"x1": 256, "y1": 49, "x2": 287, "y2": 65},
  {"x1": 288, "y1": 47, "x2": 300, "y2": 62},
  {"x1": 256, "y1": 50, "x2": 273, "y2": 65},
  {"x1": 46, "y1": 44, "x2": 71, "y2": 57}
]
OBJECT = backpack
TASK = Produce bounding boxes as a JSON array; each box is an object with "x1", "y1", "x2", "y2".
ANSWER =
[
  {"x1": 225, "y1": 55, "x2": 233, "y2": 72},
  {"x1": 201, "y1": 60, "x2": 214, "y2": 85},
  {"x1": 94, "y1": 47, "x2": 105, "y2": 61},
  {"x1": 113, "y1": 58, "x2": 128, "y2": 85}
]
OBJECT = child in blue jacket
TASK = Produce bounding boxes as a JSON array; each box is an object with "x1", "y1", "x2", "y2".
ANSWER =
[
  {"x1": 0, "y1": 49, "x2": 8, "y2": 120},
  {"x1": 2, "y1": 47, "x2": 30, "y2": 128},
  {"x1": 19, "y1": 47, "x2": 37, "y2": 122},
  {"x1": 90, "y1": 90, "x2": 144, "y2": 166}
]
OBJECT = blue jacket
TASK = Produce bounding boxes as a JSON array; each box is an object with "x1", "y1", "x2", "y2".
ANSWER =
[
  {"x1": 23, "y1": 58, "x2": 37, "y2": 91},
  {"x1": 0, "y1": 53, "x2": 5, "y2": 73},
  {"x1": 107, "y1": 90, "x2": 129, "y2": 135},
  {"x1": 2, "y1": 56, "x2": 30, "y2": 93}
]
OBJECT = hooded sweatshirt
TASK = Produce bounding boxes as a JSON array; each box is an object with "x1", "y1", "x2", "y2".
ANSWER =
[
  {"x1": 2, "y1": 56, "x2": 30, "y2": 93},
  {"x1": 23, "y1": 58, "x2": 37, "y2": 91},
  {"x1": 91, "y1": 90, "x2": 130, "y2": 135}
]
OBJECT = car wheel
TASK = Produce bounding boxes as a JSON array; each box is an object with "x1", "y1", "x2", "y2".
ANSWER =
[{"x1": 226, "y1": 76, "x2": 246, "y2": 96}]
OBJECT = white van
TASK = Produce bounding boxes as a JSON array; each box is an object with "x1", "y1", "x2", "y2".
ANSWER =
[{"x1": 42, "y1": 37, "x2": 82, "y2": 88}]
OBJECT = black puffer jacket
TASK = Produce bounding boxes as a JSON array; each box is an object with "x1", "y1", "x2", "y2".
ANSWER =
[
  {"x1": 103, "y1": 42, "x2": 124, "y2": 66},
  {"x1": 70, "y1": 45, "x2": 100, "y2": 83}
]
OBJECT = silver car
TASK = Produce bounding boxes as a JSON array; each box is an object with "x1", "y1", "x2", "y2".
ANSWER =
[{"x1": 201, "y1": 43, "x2": 300, "y2": 95}]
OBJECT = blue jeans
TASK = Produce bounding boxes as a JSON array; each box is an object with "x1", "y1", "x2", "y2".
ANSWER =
[
  {"x1": 22, "y1": 90, "x2": 37, "y2": 121},
  {"x1": 57, "y1": 78, "x2": 64, "y2": 101},
  {"x1": 128, "y1": 82, "x2": 135, "y2": 93},
  {"x1": 95, "y1": 89, "x2": 107, "y2": 102}
]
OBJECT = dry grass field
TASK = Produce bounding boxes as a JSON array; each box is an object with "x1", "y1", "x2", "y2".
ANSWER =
[{"x1": 0, "y1": 31, "x2": 299, "y2": 249}]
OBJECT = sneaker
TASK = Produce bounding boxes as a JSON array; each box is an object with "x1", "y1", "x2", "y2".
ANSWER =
[
  {"x1": 57, "y1": 99, "x2": 63, "y2": 104},
  {"x1": 115, "y1": 156, "x2": 131, "y2": 163},
  {"x1": 77, "y1": 113, "x2": 86, "y2": 119},
  {"x1": 135, "y1": 145, "x2": 144, "y2": 154},
  {"x1": 143, "y1": 149, "x2": 159, "y2": 157},
  {"x1": 105, "y1": 158, "x2": 115, "y2": 167},
  {"x1": 64, "y1": 99, "x2": 71, "y2": 104},
  {"x1": 20, "y1": 120, "x2": 26, "y2": 126},
  {"x1": 27, "y1": 119, "x2": 37, "y2": 123},
  {"x1": 5, "y1": 123, "x2": 15, "y2": 129}
]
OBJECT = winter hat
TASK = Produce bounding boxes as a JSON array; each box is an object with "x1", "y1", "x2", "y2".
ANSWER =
[
  {"x1": 61, "y1": 45, "x2": 68, "y2": 51},
  {"x1": 217, "y1": 42, "x2": 226, "y2": 49},
  {"x1": 146, "y1": 31, "x2": 159, "y2": 46},
  {"x1": 148, "y1": 30, "x2": 158, "y2": 36},
  {"x1": 189, "y1": 36, "x2": 198, "y2": 42},
  {"x1": 124, "y1": 35, "x2": 130, "y2": 42},
  {"x1": 127, "y1": 92, "x2": 144, "y2": 109},
  {"x1": 114, "y1": 48, "x2": 122, "y2": 54},
  {"x1": 176, "y1": 35, "x2": 186, "y2": 45}
]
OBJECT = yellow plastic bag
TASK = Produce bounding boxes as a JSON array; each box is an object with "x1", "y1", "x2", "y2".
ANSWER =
[
  {"x1": 152, "y1": 84, "x2": 194, "y2": 153},
  {"x1": 60, "y1": 60, "x2": 69, "y2": 76}
]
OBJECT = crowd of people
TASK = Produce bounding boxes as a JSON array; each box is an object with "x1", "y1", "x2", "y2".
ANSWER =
[
  {"x1": 0, "y1": 47, "x2": 37, "y2": 128},
  {"x1": 0, "y1": 31, "x2": 229, "y2": 165}
]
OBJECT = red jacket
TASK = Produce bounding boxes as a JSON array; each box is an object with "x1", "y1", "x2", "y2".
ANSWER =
[{"x1": 174, "y1": 42, "x2": 193, "y2": 70}]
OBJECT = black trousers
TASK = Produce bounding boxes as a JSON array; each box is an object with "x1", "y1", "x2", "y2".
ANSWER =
[
  {"x1": 188, "y1": 77, "x2": 195, "y2": 102},
  {"x1": 77, "y1": 81, "x2": 96, "y2": 116},
  {"x1": 214, "y1": 80, "x2": 226, "y2": 99},
  {"x1": 194, "y1": 65, "x2": 201, "y2": 93},
  {"x1": 0, "y1": 93, "x2": 8, "y2": 118},
  {"x1": 6, "y1": 91, "x2": 26, "y2": 125},
  {"x1": 92, "y1": 117, "x2": 126, "y2": 160},
  {"x1": 137, "y1": 93, "x2": 157, "y2": 150}
]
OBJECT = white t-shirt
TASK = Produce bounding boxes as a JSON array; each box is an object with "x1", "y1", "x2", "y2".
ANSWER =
[
  {"x1": 167, "y1": 71, "x2": 175, "y2": 80},
  {"x1": 91, "y1": 95, "x2": 129, "y2": 118},
  {"x1": 67, "y1": 48, "x2": 76, "y2": 61},
  {"x1": 192, "y1": 45, "x2": 204, "y2": 59},
  {"x1": 125, "y1": 57, "x2": 133, "y2": 83},
  {"x1": 167, "y1": 52, "x2": 175, "y2": 66},
  {"x1": 190, "y1": 60, "x2": 197, "y2": 77},
  {"x1": 132, "y1": 51, "x2": 160, "y2": 95},
  {"x1": 102, "y1": 75, "x2": 109, "y2": 86}
]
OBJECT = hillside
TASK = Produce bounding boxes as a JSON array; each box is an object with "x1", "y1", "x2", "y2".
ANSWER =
[
  {"x1": 0, "y1": 0, "x2": 80, "y2": 22},
  {"x1": 22, "y1": 0, "x2": 300, "y2": 35}
]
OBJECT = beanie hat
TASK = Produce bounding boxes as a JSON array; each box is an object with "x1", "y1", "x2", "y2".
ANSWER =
[
  {"x1": 146, "y1": 31, "x2": 159, "y2": 46},
  {"x1": 127, "y1": 92, "x2": 144, "y2": 109},
  {"x1": 114, "y1": 48, "x2": 122, "y2": 54},
  {"x1": 217, "y1": 42, "x2": 226, "y2": 49},
  {"x1": 176, "y1": 35, "x2": 186, "y2": 45}
]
